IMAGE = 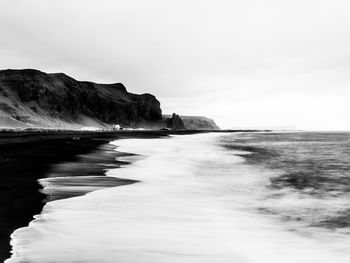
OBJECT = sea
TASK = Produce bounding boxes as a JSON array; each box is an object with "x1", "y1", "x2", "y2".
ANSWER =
[{"x1": 6, "y1": 132, "x2": 350, "y2": 262}]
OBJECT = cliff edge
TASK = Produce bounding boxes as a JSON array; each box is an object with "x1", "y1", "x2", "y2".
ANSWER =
[{"x1": 0, "y1": 69, "x2": 162, "y2": 129}]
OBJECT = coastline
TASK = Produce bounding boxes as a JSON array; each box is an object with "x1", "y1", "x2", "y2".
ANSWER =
[
  {"x1": 7, "y1": 132, "x2": 349, "y2": 263},
  {"x1": 0, "y1": 129, "x2": 267, "y2": 261},
  {"x1": 0, "y1": 135, "x2": 135, "y2": 260},
  {"x1": 0, "y1": 129, "x2": 268, "y2": 145}
]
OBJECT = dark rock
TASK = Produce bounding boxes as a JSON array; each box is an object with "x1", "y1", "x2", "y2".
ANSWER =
[
  {"x1": 166, "y1": 113, "x2": 185, "y2": 130},
  {"x1": 0, "y1": 69, "x2": 162, "y2": 127},
  {"x1": 30, "y1": 106, "x2": 37, "y2": 113}
]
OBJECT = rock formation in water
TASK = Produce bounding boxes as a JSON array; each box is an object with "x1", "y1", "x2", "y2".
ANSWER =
[
  {"x1": 166, "y1": 113, "x2": 185, "y2": 130},
  {"x1": 0, "y1": 69, "x2": 162, "y2": 128}
]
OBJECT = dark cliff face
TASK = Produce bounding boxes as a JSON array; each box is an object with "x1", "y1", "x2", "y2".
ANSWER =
[{"x1": 0, "y1": 69, "x2": 162, "y2": 128}]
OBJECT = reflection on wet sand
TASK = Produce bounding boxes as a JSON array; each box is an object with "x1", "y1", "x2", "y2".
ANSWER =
[{"x1": 0, "y1": 137, "x2": 135, "y2": 261}]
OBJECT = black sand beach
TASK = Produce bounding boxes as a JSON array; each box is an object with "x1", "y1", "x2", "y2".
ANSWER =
[
  {"x1": 0, "y1": 129, "x2": 251, "y2": 261},
  {"x1": 0, "y1": 131, "x2": 166, "y2": 260}
]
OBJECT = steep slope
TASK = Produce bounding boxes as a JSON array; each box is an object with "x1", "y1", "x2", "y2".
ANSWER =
[{"x1": 0, "y1": 69, "x2": 162, "y2": 129}]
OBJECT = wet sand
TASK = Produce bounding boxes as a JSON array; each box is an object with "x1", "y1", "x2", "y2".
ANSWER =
[
  {"x1": 0, "y1": 132, "x2": 152, "y2": 261},
  {"x1": 0, "y1": 129, "x2": 249, "y2": 261}
]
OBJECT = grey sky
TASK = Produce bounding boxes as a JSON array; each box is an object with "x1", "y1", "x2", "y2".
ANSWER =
[{"x1": 1, "y1": 0, "x2": 350, "y2": 129}]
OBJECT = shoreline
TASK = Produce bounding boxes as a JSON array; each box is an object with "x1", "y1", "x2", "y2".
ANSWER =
[
  {"x1": 0, "y1": 129, "x2": 269, "y2": 145},
  {"x1": 0, "y1": 135, "x2": 138, "y2": 261},
  {"x1": 0, "y1": 129, "x2": 267, "y2": 261}
]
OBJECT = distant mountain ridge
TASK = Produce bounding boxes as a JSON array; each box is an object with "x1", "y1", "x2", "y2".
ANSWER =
[{"x1": 0, "y1": 69, "x2": 162, "y2": 129}]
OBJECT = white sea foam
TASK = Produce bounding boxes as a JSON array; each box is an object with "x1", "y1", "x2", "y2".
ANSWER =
[{"x1": 6, "y1": 133, "x2": 350, "y2": 262}]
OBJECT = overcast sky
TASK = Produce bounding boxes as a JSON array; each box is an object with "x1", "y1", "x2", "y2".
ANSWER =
[{"x1": 0, "y1": 0, "x2": 350, "y2": 130}]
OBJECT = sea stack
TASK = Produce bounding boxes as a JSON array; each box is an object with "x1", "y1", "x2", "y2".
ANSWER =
[{"x1": 166, "y1": 113, "x2": 185, "y2": 130}]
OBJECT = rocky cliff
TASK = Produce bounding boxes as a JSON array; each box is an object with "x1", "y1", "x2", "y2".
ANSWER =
[{"x1": 0, "y1": 69, "x2": 162, "y2": 129}]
